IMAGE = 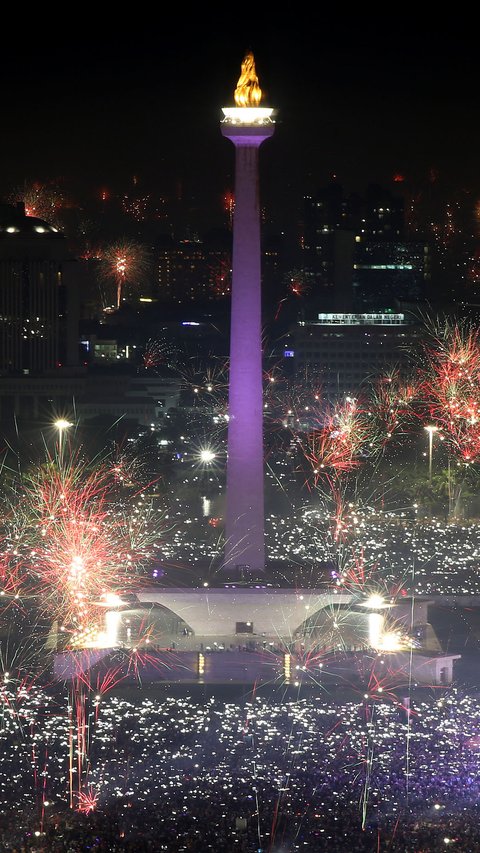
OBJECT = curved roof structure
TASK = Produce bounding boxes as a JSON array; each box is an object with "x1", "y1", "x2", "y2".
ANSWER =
[
  {"x1": 0, "y1": 203, "x2": 69, "y2": 260},
  {"x1": 135, "y1": 588, "x2": 355, "y2": 637},
  {"x1": 0, "y1": 202, "x2": 62, "y2": 236}
]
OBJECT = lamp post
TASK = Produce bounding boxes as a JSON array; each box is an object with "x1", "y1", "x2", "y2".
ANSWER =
[
  {"x1": 54, "y1": 419, "x2": 73, "y2": 466},
  {"x1": 424, "y1": 425, "x2": 439, "y2": 483}
]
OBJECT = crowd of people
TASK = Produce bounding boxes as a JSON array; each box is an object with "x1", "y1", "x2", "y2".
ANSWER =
[
  {"x1": 1, "y1": 682, "x2": 480, "y2": 850},
  {"x1": 163, "y1": 504, "x2": 480, "y2": 596}
]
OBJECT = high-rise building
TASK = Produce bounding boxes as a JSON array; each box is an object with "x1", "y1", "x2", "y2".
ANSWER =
[
  {"x1": 155, "y1": 230, "x2": 233, "y2": 303},
  {"x1": 294, "y1": 311, "x2": 420, "y2": 400},
  {"x1": 221, "y1": 54, "x2": 275, "y2": 573},
  {"x1": 301, "y1": 182, "x2": 430, "y2": 314},
  {"x1": 353, "y1": 239, "x2": 430, "y2": 310},
  {"x1": 0, "y1": 203, "x2": 79, "y2": 374},
  {"x1": 156, "y1": 236, "x2": 207, "y2": 302}
]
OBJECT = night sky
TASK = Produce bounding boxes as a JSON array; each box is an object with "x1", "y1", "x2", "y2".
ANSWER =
[{"x1": 1, "y1": 17, "x2": 479, "y2": 226}]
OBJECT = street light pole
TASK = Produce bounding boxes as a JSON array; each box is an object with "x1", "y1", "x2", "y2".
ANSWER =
[
  {"x1": 54, "y1": 419, "x2": 73, "y2": 467},
  {"x1": 424, "y1": 425, "x2": 438, "y2": 484}
]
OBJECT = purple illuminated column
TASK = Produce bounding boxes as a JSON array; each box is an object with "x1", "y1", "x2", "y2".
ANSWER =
[{"x1": 221, "y1": 119, "x2": 275, "y2": 571}]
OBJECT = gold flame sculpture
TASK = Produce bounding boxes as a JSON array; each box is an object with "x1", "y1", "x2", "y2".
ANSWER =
[{"x1": 234, "y1": 52, "x2": 262, "y2": 107}]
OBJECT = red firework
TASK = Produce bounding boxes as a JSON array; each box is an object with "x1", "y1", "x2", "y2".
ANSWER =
[
  {"x1": 209, "y1": 256, "x2": 232, "y2": 298},
  {"x1": 98, "y1": 240, "x2": 151, "y2": 309},
  {"x1": 303, "y1": 397, "x2": 375, "y2": 487},
  {"x1": 2, "y1": 455, "x2": 160, "y2": 644},
  {"x1": 287, "y1": 270, "x2": 310, "y2": 299},
  {"x1": 77, "y1": 786, "x2": 99, "y2": 814},
  {"x1": 369, "y1": 371, "x2": 419, "y2": 445},
  {"x1": 418, "y1": 320, "x2": 480, "y2": 462},
  {"x1": 10, "y1": 181, "x2": 64, "y2": 225},
  {"x1": 223, "y1": 190, "x2": 235, "y2": 227}
]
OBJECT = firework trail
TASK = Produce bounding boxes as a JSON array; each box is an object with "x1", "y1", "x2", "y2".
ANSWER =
[
  {"x1": 0, "y1": 319, "x2": 472, "y2": 831},
  {"x1": 368, "y1": 370, "x2": 419, "y2": 447},
  {"x1": 271, "y1": 364, "x2": 428, "y2": 833},
  {"x1": 0, "y1": 435, "x2": 167, "y2": 814},
  {"x1": 208, "y1": 256, "x2": 231, "y2": 298},
  {"x1": 301, "y1": 396, "x2": 377, "y2": 490},
  {"x1": 418, "y1": 319, "x2": 480, "y2": 462},
  {"x1": 142, "y1": 336, "x2": 178, "y2": 371},
  {"x1": 110, "y1": 440, "x2": 153, "y2": 489},
  {"x1": 177, "y1": 356, "x2": 230, "y2": 413},
  {"x1": 274, "y1": 269, "x2": 311, "y2": 321},
  {"x1": 10, "y1": 181, "x2": 65, "y2": 227},
  {"x1": 1, "y1": 448, "x2": 162, "y2": 646},
  {"x1": 98, "y1": 240, "x2": 151, "y2": 309}
]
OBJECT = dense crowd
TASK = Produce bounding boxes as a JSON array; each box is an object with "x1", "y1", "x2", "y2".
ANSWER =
[
  {"x1": 269, "y1": 509, "x2": 480, "y2": 595},
  {"x1": 163, "y1": 505, "x2": 480, "y2": 595},
  {"x1": 1, "y1": 684, "x2": 480, "y2": 851}
]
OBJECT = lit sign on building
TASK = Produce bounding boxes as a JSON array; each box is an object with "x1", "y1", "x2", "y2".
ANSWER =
[
  {"x1": 312, "y1": 313, "x2": 406, "y2": 326},
  {"x1": 353, "y1": 264, "x2": 413, "y2": 270}
]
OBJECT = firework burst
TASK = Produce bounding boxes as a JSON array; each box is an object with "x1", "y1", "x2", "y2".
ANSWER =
[
  {"x1": 10, "y1": 181, "x2": 64, "y2": 226},
  {"x1": 98, "y1": 240, "x2": 151, "y2": 309},
  {"x1": 208, "y1": 256, "x2": 231, "y2": 298},
  {"x1": 302, "y1": 397, "x2": 377, "y2": 488},
  {"x1": 368, "y1": 370, "x2": 419, "y2": 447},
  {"x1": 1, "y1": 452, "x2": 162, "y2": 647},
  {"x1": 177, "y1": 356, "x2": 229, "y2": 412},
  {"x1": 142, "y1": 336, "x2": 177, "y2": 371},
  {"x1": 418, "y1": 319, "x2": 480, "y2": 462}
]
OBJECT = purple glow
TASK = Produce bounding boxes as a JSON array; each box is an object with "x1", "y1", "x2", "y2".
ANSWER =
[{"x1": 221, "y1": 122, "x2": 275, "y2": 572}]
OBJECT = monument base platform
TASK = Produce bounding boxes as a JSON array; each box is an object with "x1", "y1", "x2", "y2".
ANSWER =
[{"x1": 53, "y1": 647, "x2": 460, "y2": 688}]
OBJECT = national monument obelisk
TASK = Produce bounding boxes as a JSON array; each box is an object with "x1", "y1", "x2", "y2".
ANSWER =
[{"x1": 221, "y1": 53, "x2": 275, "y2": 572}]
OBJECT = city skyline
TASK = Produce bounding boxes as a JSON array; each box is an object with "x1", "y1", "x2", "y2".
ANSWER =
[
  {"x1": 3, "y1": 22, "x2": 480, "y2": 851},
  {"x1": 2, "y1": 20, "x2": 479, "y2": 227}
]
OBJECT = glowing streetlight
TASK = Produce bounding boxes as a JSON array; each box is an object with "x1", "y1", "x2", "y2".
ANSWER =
[
  {"x1": 199, "y1": 449, "x2": 216, "y2": 464},
  {"x1": 424, "y1": 425, "x2": 439, "y2": 483},
  {"x1": 54, "y1": 418, "x2": 73, "y2": 465},
  {"x1": 54, "y1": 419, "x2": 73, "y2": 430},
  {"x1": 363, "y1": 593, "x2": 389, "y2": 609}
]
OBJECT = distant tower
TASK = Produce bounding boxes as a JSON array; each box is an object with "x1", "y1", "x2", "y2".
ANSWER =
[{"x1": 221, "y1": 53, "x2": 275, "y2": 572}]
